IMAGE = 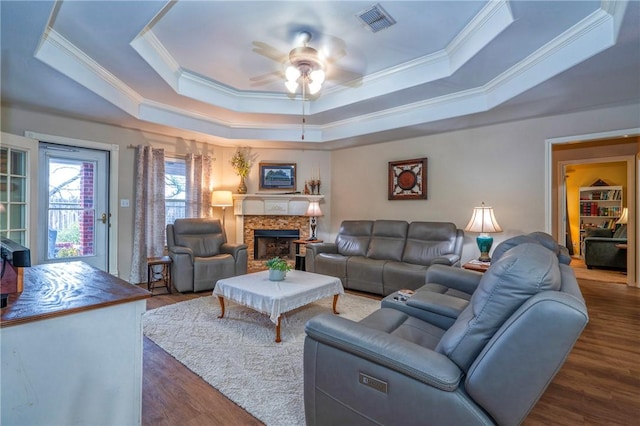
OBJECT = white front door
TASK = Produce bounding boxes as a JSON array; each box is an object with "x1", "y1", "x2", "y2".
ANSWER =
[{"x1": 38, "y1": 143, "x2": 110, "y2": 271}]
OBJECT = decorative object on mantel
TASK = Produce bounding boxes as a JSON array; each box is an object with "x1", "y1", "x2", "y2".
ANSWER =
[
  {"x1": 211, "y1": 190, "x2": 233, "y2": 228},
  {"x1": 306, "y1": 167, "x2": 321, "y2": 195},
  {"x1": 259, "y1": 163, "x2": 296, "y2": 190},
  {"x1": 230, "y1": 148, "x2": 252, "y2": 194},
  {"x1": 265, "y1": 256, "x2": 292, "y2": 281},
  {"x1": 465, "y1": 202, "x2": 503, "y2": 262},
  {"x1": 388, "y1": 158, "x2": 428, "y2": 200},
  {"x1": 305, "y1": 200, "x2": 324, "y2": 240}
]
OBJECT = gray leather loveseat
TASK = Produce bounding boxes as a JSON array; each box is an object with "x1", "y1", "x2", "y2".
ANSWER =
[
  {"x1": 305, "y1": 220, "x2": 464, "y2": 296},
  {"x1": 167, "y1": 218, "x2": 247, "y2": 292},
  {"x1": 304, "y1": 242, "x2": 588, "y2": 425}
]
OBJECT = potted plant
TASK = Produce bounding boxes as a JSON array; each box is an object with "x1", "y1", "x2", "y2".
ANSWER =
[
  {"x1": 230, "y1": 147, "x2": 251, "y2": 194},
  {"x1": 265, "y1": 256, "x2": 291, "y2": 281}
]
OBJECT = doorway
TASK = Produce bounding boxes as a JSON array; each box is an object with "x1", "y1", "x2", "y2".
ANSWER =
[
  {"x1": 38, "y1": 143, "x2": 110, "y2": 271},
  {"x1": 548, "y1": 133, "x2": 638, "y2": 287}
]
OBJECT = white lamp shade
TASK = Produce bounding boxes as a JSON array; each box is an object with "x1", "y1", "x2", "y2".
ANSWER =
[
  {"x1": 305, "y1": 201, "x2": 323, "y2": 217},
  {"x1": 465, "y1": 203, "x2": 502, "y2": 234},
  {"x1": 616, "y1": 207, "x2": 628, "y2": 224},
  {"x1": 211, "y1": 190, "x2": 233, "y2": 207}
]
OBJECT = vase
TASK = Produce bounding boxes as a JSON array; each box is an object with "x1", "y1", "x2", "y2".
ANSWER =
[
  {"x1": 238, "y1": 176, "x2": 247, "y2": 194},
  {"x1": 269, "y1": 269, "x2": 286, "y2": 281}
]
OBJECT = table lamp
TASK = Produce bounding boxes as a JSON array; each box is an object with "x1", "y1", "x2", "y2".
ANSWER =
[
  {"x1": 616, "y1": 207, "x2": 628, "y2": 225},
  {"x1": 465, "y1": 202, "x2": 502, "y2": 262},
  {"x1": 211, "y1": 190, "x2": 233, "y2": 228},
  {"x1": 304, "y1": 201, "x2": 323, "y2": 240}
]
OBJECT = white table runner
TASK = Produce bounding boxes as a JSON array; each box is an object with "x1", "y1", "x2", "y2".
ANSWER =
[{"x1": 213, "y1": 270, "x2": 344, "y2": 323}]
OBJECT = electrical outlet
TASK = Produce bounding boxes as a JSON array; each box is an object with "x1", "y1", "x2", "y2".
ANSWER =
[{"x1": 120, "y1": 199, "x2": 130, "y2": 208}]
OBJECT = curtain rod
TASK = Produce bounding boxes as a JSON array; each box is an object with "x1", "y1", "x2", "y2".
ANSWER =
[{"x1": 126, "y1": 144, "x2": 215, "y2": 160}]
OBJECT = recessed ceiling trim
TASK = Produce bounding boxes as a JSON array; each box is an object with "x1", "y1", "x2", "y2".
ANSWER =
[
  {"x1": 35, "y1": 27, "x2": 142, "y2": 117},
  {"x1": 130, "y1": 28, "x2": 181, "y2": 91}
]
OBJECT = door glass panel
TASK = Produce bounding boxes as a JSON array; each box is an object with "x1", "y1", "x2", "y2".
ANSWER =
[
  {"x1": 0, "y1": 148, "x2": 7, "y2": 174},
  {"x1": 9, "y1": 177, "x2": 26, "y2": 202},
  {"x1": 11, "y1": 150, "x2": 26, "y2": 175},
  {"x1": 9, "y1": 204, "x2": 25, "y2": 228},
  {"x1": 48, "y1": 158, "x2": 96, "y2": 259}
]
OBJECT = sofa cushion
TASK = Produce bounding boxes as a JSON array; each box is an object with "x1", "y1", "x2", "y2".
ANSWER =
[
  {"x1": 382, "y1": 261, "x2": 429, "y2": 294},
  {"x1": 402, "y1": 222, "x2": 458, "y2": 266},
  {"x1": 613, "y1": 224, "x2": 627, "y2": 239},
  {"x1": 173, "y1": 219, "x2": 224, "y2": 256},
  {"x1": 436, "y1": 243, "x2": 561, "y2": 371},
  {"x1": 366, "y1": 220, "x2": 408, "y2": 261},
  {"x1": 335, "y1": 221, "x2": 373, "y2": 256}
]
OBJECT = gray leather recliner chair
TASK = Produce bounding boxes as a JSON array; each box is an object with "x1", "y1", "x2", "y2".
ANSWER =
[
  {"x1": 167, "y1": 218, "x2": 247, "y2": 292},
  {"x1": 304, "y1": 243, "x2": 588, "y2": 425}
]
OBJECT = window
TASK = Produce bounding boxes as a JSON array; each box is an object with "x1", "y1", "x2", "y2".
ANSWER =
[
  {"x1": 165, "y1": 158, "x2": 186, "y2": 226},
  {"x1": 0, "y1": 147, "x2": 28, "y2": 245}
]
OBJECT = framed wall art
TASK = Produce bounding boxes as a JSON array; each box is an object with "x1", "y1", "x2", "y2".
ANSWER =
[
  {"x1": 259, "y1": 162, "x2": 297, "y2": 190},
  {"x1": 388, "y1": 157, "x2": 428, "y2": 200}
]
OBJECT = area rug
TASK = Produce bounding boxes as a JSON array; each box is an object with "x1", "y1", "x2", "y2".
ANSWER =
[{"x1": 143, "y1": 293, "x2": 380, "y2": 425}]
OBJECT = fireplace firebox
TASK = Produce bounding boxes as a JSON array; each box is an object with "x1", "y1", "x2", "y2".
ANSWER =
[{"x1": 253, "y1": 229, "x2": 300, "y2": 260}]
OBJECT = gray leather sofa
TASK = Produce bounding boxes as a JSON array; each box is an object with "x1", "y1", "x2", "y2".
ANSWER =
[
  {"x1": 304, "y1": 243, "x2": 588, "y2": 425},
  {"x1": 583, "y1": 225, "x2": 627, "y2": 270},
  {"x1": 167, "y1": 218, "x2": 247, "y2": 292},
  {"x1": 305, "y1": 220, "x2": 464, "y2": 295},
  {"x1": 381, "y1": 232, "x2": 573, "y2": 329}
]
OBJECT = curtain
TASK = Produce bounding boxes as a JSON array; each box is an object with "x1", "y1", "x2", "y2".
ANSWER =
[
  {"x1": 185, "y1": 153, "x2": 213, "y2": 218},
  {"x1": 130, "y1": 145, "x2": 166, "y2": 284}
]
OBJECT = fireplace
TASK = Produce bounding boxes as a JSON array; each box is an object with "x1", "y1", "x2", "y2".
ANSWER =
[{"x1": 254, "y1": 229, "x2": 300, "y2": 260}]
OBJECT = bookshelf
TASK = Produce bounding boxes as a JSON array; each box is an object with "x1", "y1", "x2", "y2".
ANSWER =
[{"x1": 579, "y1": 185, "x2": 623, "y2": 255}]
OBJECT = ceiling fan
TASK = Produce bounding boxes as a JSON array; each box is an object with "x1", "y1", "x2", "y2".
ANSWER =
[{"x1": 251, "y1": 31, "x2": 362, "y2": 95}]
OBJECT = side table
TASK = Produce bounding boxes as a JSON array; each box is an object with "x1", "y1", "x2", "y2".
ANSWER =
[
  {"x1": 462, "y1": 261, "x2": 490, "y2": 273},
  {"x1": 293, "y1": 239, "x2": 323, "y2": 271},
  {"x1": 147, "y1": 256, "x2": 172, "y2": 295}
]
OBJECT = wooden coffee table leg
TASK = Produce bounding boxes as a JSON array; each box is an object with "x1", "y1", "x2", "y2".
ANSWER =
[
  {"x1": 275, "y1": 316, "x2": 282, "y2": 343},
  {"x1": 217, "y1": 296, "x2": 225, "y2": 319},
  {"x1": 332, "y1": 294, "x2": 340, "y2": 314}
]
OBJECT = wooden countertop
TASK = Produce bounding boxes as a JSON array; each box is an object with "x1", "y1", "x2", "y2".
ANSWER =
[{"x1": 1, "y1": 261, "x2": 150, "y2": 328}]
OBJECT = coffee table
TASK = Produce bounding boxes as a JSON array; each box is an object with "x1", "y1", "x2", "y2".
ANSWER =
[{"x1": 213, "y1": 270, "x2": 344, "y2": 342}]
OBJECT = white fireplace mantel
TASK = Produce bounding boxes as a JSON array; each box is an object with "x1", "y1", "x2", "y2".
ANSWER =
[{"x1": 232, "y1": 194, "x2": 324, "y2": 245}]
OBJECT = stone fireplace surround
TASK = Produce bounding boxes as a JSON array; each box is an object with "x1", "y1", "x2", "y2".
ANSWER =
[{"x1": 233, "y1": 194, "x2": 324, "y2": 271}]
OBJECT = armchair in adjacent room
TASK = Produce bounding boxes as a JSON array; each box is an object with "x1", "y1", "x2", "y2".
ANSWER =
[
  {"x1": 167, "y1": 218, "x2": 247, "y2": 292},
  {"x1": 583, "y1": 225, "x2": 627, "y2": 271}
]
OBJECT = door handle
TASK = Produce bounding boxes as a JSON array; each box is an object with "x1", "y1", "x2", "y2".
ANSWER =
[{"x1": 100, "y1": 213, "x2": 111, "y2": 224}]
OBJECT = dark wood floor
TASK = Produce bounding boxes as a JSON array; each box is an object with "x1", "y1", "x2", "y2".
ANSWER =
[{"x1": 141, "y1": 277, "x2": 640, "y2": 425}]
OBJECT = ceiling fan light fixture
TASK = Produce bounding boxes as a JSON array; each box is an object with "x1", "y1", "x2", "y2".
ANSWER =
[
  {"x1": 308, "y1": 81, "x2": 322, "y2": 95},
  {"x1": 310, "y1": 69, "x2": 325, "y2": 85},
  {"x1": 285, "y1": 65, "x2": 301, "y2": 82},
  {"x1": 285, "y1": 80, "x2": 299, "y2": 93}
]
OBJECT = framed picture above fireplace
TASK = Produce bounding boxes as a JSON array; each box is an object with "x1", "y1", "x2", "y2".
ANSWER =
[{"x1": 259, "y1": 162, "x2": 296, "y2": 190}]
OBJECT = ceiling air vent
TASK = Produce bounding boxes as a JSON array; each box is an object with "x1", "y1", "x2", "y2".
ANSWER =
[{"x1": 357, "y1": 3, "x2": 396, "y2": 33}]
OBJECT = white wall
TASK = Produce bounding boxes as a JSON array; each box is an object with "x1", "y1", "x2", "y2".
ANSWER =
[
  {"x1": 330, "y1": 104, "x2": 640, "y2": 263},
  {"x1": 2, "y1": 103, "x2": 638, "y2": 277}
]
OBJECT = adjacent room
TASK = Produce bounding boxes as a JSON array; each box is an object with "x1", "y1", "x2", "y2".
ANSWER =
[{"x1": 1, "y1": 1, "x2": 639, "y2": 425}]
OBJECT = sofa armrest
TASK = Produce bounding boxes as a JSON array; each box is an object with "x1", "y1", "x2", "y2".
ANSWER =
[
  {"x1": 169, "y1": 246, "x2": 193, "y2": 262},
  {"x1": 305, "y1": 313, "x2": 463, "y2": 391},
  {"x1": 406, "y1": 292, "x2": 469, "y2": 319},
  {"x1": 306, "y1": 242, "x2": 338, "y2": 256},
  {"x1": 425, "y1": 264, "x2": 483, "y2": 295},
  {"x1": 221, "y1": 243, "x2": 248, "y2": 258},
  {"x1": 430, "y1": 254, "x2": 461, "y2": 266},
  {"x1": 584, "y1": 237, "x2": 627, "y2": 244}
]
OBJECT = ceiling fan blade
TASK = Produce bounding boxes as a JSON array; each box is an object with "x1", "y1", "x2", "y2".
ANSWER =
[
  {"x1": 250, "y1": 70, "x2": 284, "y2": 87},
  {"x1": 252, "y1": 41, "x2": 287, "y2": 63}
]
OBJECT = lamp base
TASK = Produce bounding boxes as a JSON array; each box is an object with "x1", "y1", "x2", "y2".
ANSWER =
[{"x1": 476, "y1": 234, "x2": 494, "y2": 263}]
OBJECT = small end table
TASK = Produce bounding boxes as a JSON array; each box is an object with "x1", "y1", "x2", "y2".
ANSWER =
[
  {"x1": 147, "y1": 256, "x2": 172, "y2": 295},
  {"x1": 293, "y1": 239, "x2": 323, "y2": 271}
]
